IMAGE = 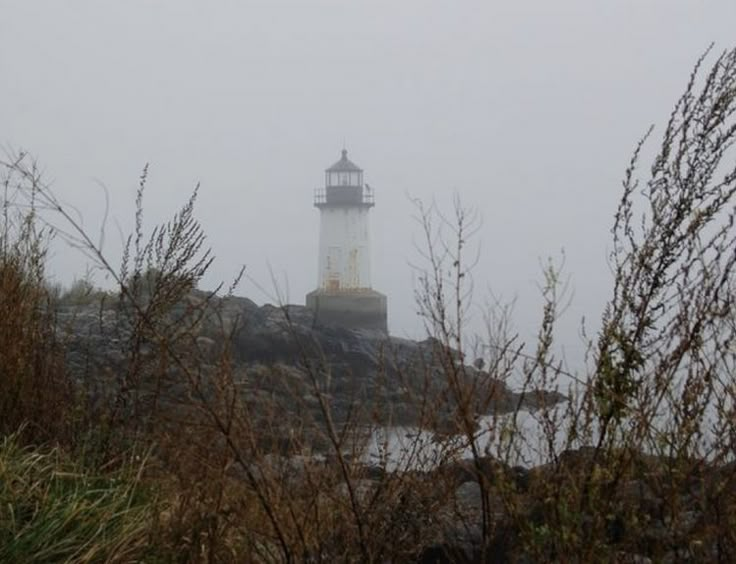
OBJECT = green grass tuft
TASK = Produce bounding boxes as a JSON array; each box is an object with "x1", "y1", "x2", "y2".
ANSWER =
[{"x1": 0, "y1": 432, "x2": 155, "y2": 563}]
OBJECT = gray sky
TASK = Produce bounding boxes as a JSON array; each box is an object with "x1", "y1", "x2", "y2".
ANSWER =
[{"x1": 3, "y1": 1, "x2": 736, "y2": 369}]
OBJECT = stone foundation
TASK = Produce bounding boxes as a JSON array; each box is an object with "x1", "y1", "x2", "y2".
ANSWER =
[{"x1": 306, "y1": 290, "x2": 387, "y2": 333}]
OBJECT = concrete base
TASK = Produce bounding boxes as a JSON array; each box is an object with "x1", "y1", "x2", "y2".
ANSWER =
[{"x1": 306, "y1": 289, "x2": 387, "y2": 333}]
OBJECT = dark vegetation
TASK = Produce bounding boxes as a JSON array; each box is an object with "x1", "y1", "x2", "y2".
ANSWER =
[{"x1": 3, "y1": 46, "x2": 736, "y2": 562}]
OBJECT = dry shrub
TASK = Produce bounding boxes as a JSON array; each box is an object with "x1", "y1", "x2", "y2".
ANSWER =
[{"x1": 0, "y1": 160, "x2": 72, "y2": 445}]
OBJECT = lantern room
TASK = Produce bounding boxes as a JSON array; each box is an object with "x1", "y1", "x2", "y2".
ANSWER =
[{"x1": 326, "y1": 149, "x2": 363, "y2": 187}]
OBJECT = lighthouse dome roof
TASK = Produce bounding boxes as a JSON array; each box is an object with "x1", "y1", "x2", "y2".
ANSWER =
[{"x1": 326, "y1": 149, "x2": 363, "y2": 172}]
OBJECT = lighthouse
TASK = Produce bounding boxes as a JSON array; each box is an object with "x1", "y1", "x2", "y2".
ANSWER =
[{"x1": 306, "y1": 149, "x2": 388, "y2": 332}]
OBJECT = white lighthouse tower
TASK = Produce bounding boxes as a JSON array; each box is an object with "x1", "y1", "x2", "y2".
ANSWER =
[{"x1": 306, "y1": 149, "x2": 387, "y2": 332}]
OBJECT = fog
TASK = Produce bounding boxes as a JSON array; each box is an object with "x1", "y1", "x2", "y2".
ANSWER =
[{"x1": 3, "y1": 1, "x2": 735, "y2": 372}]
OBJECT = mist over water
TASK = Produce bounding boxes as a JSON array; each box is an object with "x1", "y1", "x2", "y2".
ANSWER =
[{"x1": 367, "y1": 404, "x2": 726, "y2": 471}]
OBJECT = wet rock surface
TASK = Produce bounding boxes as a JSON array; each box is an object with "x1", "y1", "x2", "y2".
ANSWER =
[{"x1": 412, "y1": 449, "x2": 736, "y2": 563}]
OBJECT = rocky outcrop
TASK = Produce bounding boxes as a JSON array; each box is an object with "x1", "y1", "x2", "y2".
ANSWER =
[{"x1": 55, "y1": 290, "x2": 565, "y2": 431}]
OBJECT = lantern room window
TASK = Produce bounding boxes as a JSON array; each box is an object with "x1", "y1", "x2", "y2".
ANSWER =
[{"x1": 326, "y1": 170, "x2": 362, "y2": 187}]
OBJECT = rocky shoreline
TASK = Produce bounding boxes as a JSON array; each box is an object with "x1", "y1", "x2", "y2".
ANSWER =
[{"x1": 56, "y1": 290, "x2": 565, "y2": 431}]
